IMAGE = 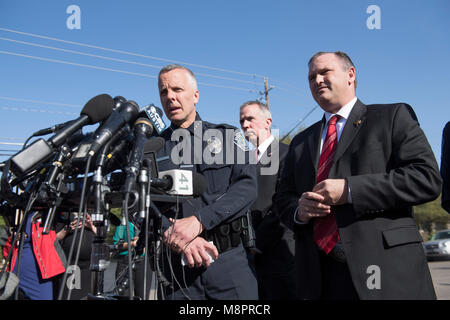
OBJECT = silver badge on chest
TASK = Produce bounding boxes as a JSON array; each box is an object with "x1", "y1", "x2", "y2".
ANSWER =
[{"x1": 207, "y1": 136, "x2": 222, "y2": 154}]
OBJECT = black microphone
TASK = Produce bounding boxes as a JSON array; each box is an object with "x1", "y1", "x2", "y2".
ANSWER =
[
  {"x1": 140, "y1": 104, "x2": 166, "y2": 134},
  {"x1": 143, "y1": 136, "x2": 165, "y2": 154},
  {"x1": 88, "y1": 100, "x2": 140, "y2": 156},
  {"x1": 151, "y1": 171, "x2": 206, "y2": 196},
  {"x1": 10, "y1": 94, "x2": 113, "y2": 176},
  {"x1": 95, "y1": 124, "x2": 132, "y2": 168},
  {"x1": 102, "y1": 133, "x2": 133, "y2": 173},
  {"x1": 124, "y1": 117, "x2": 154, "y2": 193},
  {"x1": 49, "y1": 94, "x2": 114, "y2": 147},
  {"x1": 150, "y1": 175, "x2": 172, "y2": 190},
  {"x1": 30, "y1": 119, "x2": 76, "y2": 137},
  {"x1": 113, "y1": 96, "x2": 127, "y2": 110}
]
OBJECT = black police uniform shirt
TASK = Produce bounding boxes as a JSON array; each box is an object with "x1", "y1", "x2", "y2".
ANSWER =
[{"x1": 153, "y1": 113, "x2": 257, "y2": 234}]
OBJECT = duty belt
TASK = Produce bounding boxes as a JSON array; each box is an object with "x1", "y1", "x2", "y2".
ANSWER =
[{"x1": 202, "y1": 212, "x2": 255, "y2": 254}]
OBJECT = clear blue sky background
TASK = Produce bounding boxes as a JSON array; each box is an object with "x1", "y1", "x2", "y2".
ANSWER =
[{"x1": 0, "y1": 0, "x2": 449, "y2": 166}]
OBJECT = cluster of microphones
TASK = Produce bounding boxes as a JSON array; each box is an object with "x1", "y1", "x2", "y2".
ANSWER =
[
  {"x1": 0, "y1": 94, "x2": 206, "y2": 230},
  {"x1": 0, "y1": 94, "x2": 212, "y2": 300}
]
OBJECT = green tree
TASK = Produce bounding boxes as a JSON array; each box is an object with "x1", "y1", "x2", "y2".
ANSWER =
[{"x1": 414, "y1": 195, "x2": 450, "y2": 238}]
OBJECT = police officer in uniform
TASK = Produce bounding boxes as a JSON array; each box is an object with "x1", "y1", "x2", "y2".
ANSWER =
[{"x1": 152, "y1": 64, "x2": 258, "y2": 300}]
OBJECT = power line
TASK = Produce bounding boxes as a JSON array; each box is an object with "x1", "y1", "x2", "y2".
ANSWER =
[
  {"x1": 0, "y1": 36, "x2": 261, "y2": 86},
  {"x1": 0, "y1": 137, "x2": 26, "y2": 141},
  {"x1": 0, "y1": 50, "x2": 257, "y2": 92},
  {"x1": 0, "y1": 105, "x2": 78, "y2": 116},
  {"x1": 0, "y1": 96, "x2": 81, "y2": 108},
  {"x1": 0, "y1": 50, "x2": 158, "y2": 79},
  {"x1": 270, "y1": 84, "x2": 307, "y2": 99},
  {"x1": 0, "y1": 142, "x2": 24, "y2": 146},
  {"x1": 281, "y1": 105, "x2": 320, "y2": 141},
  {"x1": 0, "y1": 28, "x2": 312, "y2": 112},
  {"x1": 0, "y1": 27, "x2": 267, "y2": 79}
]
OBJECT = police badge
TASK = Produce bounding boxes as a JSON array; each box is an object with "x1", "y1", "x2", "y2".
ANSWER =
[{"x1": 207, "y1": 136, "x2": 222, "y2": 154}]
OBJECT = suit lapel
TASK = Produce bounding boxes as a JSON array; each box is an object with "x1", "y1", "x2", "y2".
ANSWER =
[
  {"x1": 307, "y1": 118, "x2": 325, "y2": 171},
  {"x1": 259, "y1": 141, "x2": 277, "y2": 166},
  {"x1": 333, "y1": 99, "x2": 367, "y2": 162}
]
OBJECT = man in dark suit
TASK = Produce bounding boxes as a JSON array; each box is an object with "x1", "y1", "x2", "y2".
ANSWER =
[
  {"x1": 274, "y1": 51, "x2": 442, "y2": 300},
  {"x1": 239, "y1": 101, "x2": 296, "y2": 299},
  {"x1": 442, "y1": 121, "x2": 450, "y2": 213}
]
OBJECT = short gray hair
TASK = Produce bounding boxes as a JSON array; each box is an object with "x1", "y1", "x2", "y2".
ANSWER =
[
  {"x1": 308, "y1": 51, "x2": 357, "y2": 88},
  {"x1": 158, "y1": 64, "x2": 198, "y2": 90},
  {"x1": 240, "y1": 100, "x2": 272, "y2": 119}
]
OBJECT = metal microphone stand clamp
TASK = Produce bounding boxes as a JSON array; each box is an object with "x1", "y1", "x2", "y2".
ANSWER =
[
  {"x1": 39, "y1": 144, "x2": 71, "y2": 234},
  {"x1": 88, "y1": 165, "x2": 113, "y2": 299}
]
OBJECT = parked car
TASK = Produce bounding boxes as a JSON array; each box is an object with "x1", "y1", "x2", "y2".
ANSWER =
[{"x1": 423, "y1": 229, "x2": 450, "y2": 261}]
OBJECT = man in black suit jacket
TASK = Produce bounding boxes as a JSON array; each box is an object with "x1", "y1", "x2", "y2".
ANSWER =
[
  {"x1": 274, "y1": 51, "x2": 442, "y2": 300},
  {"x1": 442, "y1": 121, "x2": 450, "y2": 213},
  {"x1": 240, "y1": 101, "x2": 296, "y2": 299}
]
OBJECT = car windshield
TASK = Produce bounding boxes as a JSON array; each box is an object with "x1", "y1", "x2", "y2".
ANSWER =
[{"x1": 432, "y1": 231, "x2": 450, "y2": 240}]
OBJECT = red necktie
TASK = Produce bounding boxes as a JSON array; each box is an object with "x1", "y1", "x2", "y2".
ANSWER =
[{"x1": 314, "y1": 115, "x2": 340, "y2": 254}]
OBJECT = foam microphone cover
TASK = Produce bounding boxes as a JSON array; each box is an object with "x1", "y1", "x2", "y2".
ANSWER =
[
  {"x1": 143, "y1": 137, "x2": 165, "y2": 154},
  {"x1": 81, "y1": 94, "x2": 114, "y2": 124}
]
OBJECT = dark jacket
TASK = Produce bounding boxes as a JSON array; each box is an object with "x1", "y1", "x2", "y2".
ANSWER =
[{"x1": 275, "y1": 100, "x2": 441, "y2": 300}]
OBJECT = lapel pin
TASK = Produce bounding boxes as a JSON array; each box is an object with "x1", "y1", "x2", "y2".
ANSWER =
[{"x1": 354, "y1": 119, "x2": 362, "y2": 126}]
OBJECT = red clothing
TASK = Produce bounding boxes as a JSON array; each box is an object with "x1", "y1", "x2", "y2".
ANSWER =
[{"x1": 3, "y1": 213, "x2": 66, "y2": 279}]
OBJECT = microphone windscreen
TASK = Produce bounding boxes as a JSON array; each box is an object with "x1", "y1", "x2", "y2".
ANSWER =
[
  {"x1": 144, "y1": 137, "x2": 165, "y2": 154},
  {"x1": 192, "y1": 172, "x2": 207, "y2": 196},
  {"x1": 81, "y1": 94, "x2": 114, "y2": 124}
]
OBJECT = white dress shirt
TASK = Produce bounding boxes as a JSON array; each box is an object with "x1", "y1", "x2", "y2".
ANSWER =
[
  {"x1": 294, "y1": 97, "x2": 357, "y2": 224},
  {"x1": 257, "y1": 134, "x2": 274, "y2": 161}
]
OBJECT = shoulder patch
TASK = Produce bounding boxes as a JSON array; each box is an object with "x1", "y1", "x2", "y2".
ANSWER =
[{"x1": 233, "y1": 130, "x2": 250, "y2": 151}]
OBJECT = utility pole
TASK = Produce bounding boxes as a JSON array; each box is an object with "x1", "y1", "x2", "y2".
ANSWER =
[{"x1": 264, "y1": 77, "x2": 270, "y2": 109}]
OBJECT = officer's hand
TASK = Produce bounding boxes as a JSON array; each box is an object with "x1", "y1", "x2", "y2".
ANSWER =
[
  {"x1": 183, "y1": 237, "x2": 219, "y2": 268},
  {"x1": 164, "y1": 216, "x2": 205, "y2": 252},
  {"x1": 297, "y1": 191, "x2": 331, "y2": 223}
]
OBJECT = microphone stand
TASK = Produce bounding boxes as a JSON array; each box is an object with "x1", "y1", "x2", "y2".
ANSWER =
[
  {"x1": 87, "y1": 129, "x2": 129, "y2": 300},
  {"x1": 139, "y1": 160, "x2": 151, "y2": 300},
  {"x1": 41, "y1": 144, "x2": 71, "y2": 234},
  {"x1": 87, "y1": 155, "x2": 113, "y2": 299}
]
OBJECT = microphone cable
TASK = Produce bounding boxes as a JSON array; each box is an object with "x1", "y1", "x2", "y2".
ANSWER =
[
  {"x1": 66, "y1": 197, "x2": 89, "y2": 300},
  {"x1": 142, "y1": 158, "x2": 151, "y2": 300},
  {"x1": 57, "y1": 154, "x2": 93, "y2": 300},
  {"x1": 122, "y1": 189, "x2": 134, "y2": 300}
]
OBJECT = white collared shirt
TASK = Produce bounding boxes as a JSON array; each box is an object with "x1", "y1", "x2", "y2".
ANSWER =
[
  {"x1": 294, "y1": 97, "x2": 357, "y2": 224},
  {"x1": 257, "y1": 134, "x2": 274, "y2": 161},
  {"x1": 320, "y1": 96, "x2": 357, "y2": 152}
]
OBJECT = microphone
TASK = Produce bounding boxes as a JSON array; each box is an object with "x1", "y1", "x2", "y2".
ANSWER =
[
  {"x1": 113, "y1": 96, "x2": 127, "y2": 110},
  {"x1": 95, "y1": 124, "x2": 132, "y2": 169},
  {"x1": 101, "y1": 133, "x2": 133, "y2": 173},
  {"x1": 88, "y1": 100, "x2": 140, "y2": 156},
  {"x1": 143, "y1": 136, "x2": 165, "y2": 154},
  {"x1": 124, "y1": 117, "x2": 154, "y2": 193},
  {"x1": 10, "y1": 94, "x2": 113, "y2": 177},
  {"x1": 152, "y1": 170, "x2": 206, "y2": 196},
  {"x1": 30, "y1": 119, "x2": 76, "y2": 137},
  {"x1": 49, "y1": 94, "x2": 114, "y2": 147},
  {"x1": 140, "y1": 104, "x2": 166, "y2": 134}
]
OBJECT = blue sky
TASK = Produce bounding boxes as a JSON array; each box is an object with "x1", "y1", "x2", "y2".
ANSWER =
[{"x1": 0, "y1": 0, "x2": 449, "y2": 166}]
